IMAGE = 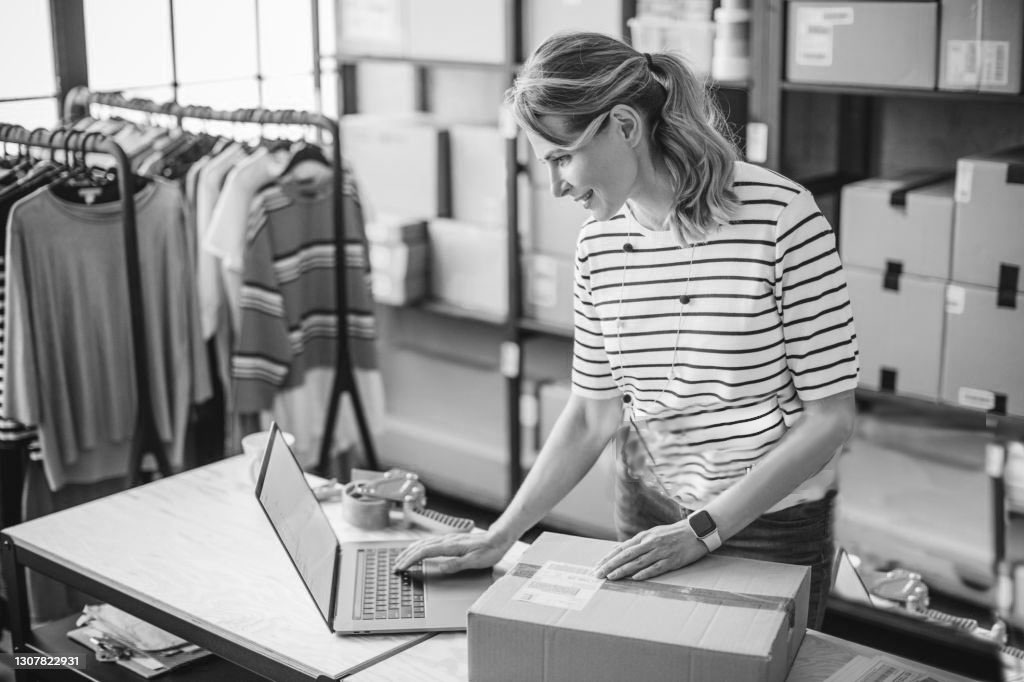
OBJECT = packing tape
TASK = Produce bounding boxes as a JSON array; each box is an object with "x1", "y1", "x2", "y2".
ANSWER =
[
  {"x1": 340, "y1": 482, "x2": 390, "y2": 530},
  {"x1": 509, "y1": 562, "x2": 795, "y2": 627}
]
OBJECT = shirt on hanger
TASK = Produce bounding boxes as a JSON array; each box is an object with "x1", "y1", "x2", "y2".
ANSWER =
[
  {"x1": 231, "y1": 164, "x2": 377, "y2": 414},
  {"x1": 3, "y1": 179, "x2": 211, "y2": 489}
]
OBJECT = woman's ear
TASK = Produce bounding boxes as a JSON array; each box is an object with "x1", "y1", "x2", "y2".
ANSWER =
[{"x1": 609, "y1": 104, "x2": 644, "y2": 148}]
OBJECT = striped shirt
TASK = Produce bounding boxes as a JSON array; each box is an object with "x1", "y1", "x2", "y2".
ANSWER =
[
  {"x1": 572, "y1": 161, "x2": 859, "y2": 510},
  {"x1": 233, "y1": 168, "x2": 378, "y2": 413}
]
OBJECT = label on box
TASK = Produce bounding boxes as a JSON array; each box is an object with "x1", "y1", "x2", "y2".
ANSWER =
[
  {"x1": 945, "y1": 284, "x2": 966, "y2": 315},
  {"x1": 946, "y1": 40, "x2": 1011, "y2": 88},
  {"x1": 959, "y1": 387, "x2": 997, "y2": 411},
  {"x1": 794, "y1": 6, "x2": 854, "y2": 67},
  {"x1": 954, "y1": 160, "x2": 974, "y2": 203},
  {"x1": 341, "y1": 0, "x2": 403, "y2": 45},
  {"x1": 981, "y1": 41, "x2": 1011, "y2": 87},
  {"x1": 512, "y1": 561, "x2": 603, "y2": 611},
  {"x1": 824, "y1": 654, "x2": 940, "y2": 682}
]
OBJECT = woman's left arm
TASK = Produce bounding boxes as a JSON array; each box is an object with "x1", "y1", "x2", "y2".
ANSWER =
[{"x1": 594, "y1": 390, "x2": 856, "y2": 580}]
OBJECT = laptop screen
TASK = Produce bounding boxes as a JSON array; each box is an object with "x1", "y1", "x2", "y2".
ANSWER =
[{"x1": 255, "y1": 424, "x2": 339, "y2": 624}]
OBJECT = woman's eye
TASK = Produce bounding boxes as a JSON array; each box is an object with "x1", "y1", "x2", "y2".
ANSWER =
[{"x1": 555, "y1": 155, "x2": 570, "y2": 167}]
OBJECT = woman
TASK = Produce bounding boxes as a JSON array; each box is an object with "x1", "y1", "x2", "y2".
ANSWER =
[{"x1": 395, "y1": 31, "x2": 858, "y2": 628}]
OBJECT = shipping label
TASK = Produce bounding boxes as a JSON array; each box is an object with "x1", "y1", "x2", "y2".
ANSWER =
[{"x1": 512, "y1": 561, "x2": 603, "y2": 611}]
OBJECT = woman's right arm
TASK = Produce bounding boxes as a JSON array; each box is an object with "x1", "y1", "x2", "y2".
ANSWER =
[{"x1": 393, "y1": 392, "x2": 623, "y2": 573}]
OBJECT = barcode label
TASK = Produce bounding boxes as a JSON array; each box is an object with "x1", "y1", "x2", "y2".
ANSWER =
[
  {"x1": 981, "y1": 41, "x2": 1010, "y2": 87},
  {"x1": 512, "y1": 561, "x2": 603, "y2": 611},
  {"x1": 825, "y1": 655, "x2": 942, "y2": 682}
]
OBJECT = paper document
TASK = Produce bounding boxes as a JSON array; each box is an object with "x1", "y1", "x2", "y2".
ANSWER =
[{"x1": 512, "y1": 561, "x2": 603, "y2": 611}]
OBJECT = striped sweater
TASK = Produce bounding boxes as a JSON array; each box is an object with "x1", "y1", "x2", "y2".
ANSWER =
[
  {"x1": 232, "y1": 169, "x2": 377, "y2": 413},
  {"x1": 572, "y1": 161, "x2": 860, "y2": 510}
]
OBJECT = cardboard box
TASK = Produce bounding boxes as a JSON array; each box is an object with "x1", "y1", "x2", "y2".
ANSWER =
[
  {"x1": 534, "y1": 383, "x2": 617, "y2": 539},
  {"x1": 356, "y1": 62, "x2": 417, "y2": 114},
  {"x1": 428, "y1": 68, "x2": 507, "y2": 125},
  {"x1": 468, "y1": 532, "x2": 810, "y2": 682},
  {"x1": 522, "y1": 253, "x2": 574, "y2": 328},
  {"x1": 407, "y1": 0, "x2": 506, "y2": 63},
  {"x1": 340, "y1": 115, "x2": 450, "y2": 222},
  {"x1": 428, "y1": 218, "x2": 508, "y2": 316},
  {"x1": 523, "y1": 0, "x2": 625, "y2": 56},
  {"x1": 449, "y1": 125, "x2": 506, "y2": 228},
  {"x1": 371, "y1": 271, "x2": 428, "y2": 305},
  {"x1": 839, "y1": 175, "x2": 955, "y2": 279},
  {"x1": 786, "y1": 2, "x2": 938, "y2": 89},
  {"x1": 953, "y1": 147, "x2": 1024, "y2": 291},
  {"x1": 939, "y1": 0, "x2": 1023, "y2": 94},
  {"x1": 845, "y1": 266, "x2": 946, "y2": 401},
  {"x1": 941, "y1": 281, "x2": 1024, "y2": 416},
  {"x1": 337, "y1": 0, "x2": 407, "y2": 57}
]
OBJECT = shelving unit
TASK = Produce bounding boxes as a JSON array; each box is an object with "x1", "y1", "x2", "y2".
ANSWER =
[{"x1": 328, "y1": 1, "x2": 750, "y2": 510}]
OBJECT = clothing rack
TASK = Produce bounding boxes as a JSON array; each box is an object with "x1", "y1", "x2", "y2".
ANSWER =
[
  {"x1": 0, "y1": 122, "x2": 171, "y2": 486},
  {"x1": 64, "y1": 87, "x2": 379, "y2": 472}
]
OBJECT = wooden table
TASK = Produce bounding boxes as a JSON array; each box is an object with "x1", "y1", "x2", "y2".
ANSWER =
[
  {"x1": 0, "y1": 456, "x2": 469, "y2": 681},
  {"x1": 345, "y1": 628, "x2": 981, "y2": 682}
]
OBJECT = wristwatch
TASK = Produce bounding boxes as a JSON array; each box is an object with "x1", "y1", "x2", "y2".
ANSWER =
[{"x1": 687, "y1": 510, "x2": 722, "y2": 553}]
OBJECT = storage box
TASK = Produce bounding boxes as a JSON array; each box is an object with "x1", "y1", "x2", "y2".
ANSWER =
[
  {"x1": 338, "y1": 0, "x2": 407, "y2": 57},
  {"x1": 786, "y1": 2, "x2": 938, "y2": 89},
  {"x1": 535, "y1": 383, "x2": 617, "y2": 539},
  {"x1": 941, "y1": 281, "x2": 1024, "y2": 416},
  {"x1": 428, "y1": 218, "x2": 508, "y2": 316},
  {"x1": 523, "y1": 0, "x2": 625, "y2": 56},
  {"x1": 449, "y1": 125, "x2": 506, "y2": 228},
  {"x1": 369, "y1": 242, "x2": 429, "y2": 305},
  {"x1": 356, "y1": 62, "x2": 417, "y2": 114},
  {"x1": 428, "y1": 69, "x2": 507, "y2": 125},
  {"x1": 340, "y1": 115, "x2": 450, "y2": 222},
  {"x1": 468, "y1": 532, "x2": 810, "y2": 682},
  {"x1": 407, "y1": 0, "x2": 506, "y2": 63},
  {"x1": 628, "y1": 16, "x2": 716, "y2": 76},
  {"x1": 523, "y1": 253, "x2": 574, "y2": 328},
  {"x1": 845, "y1": 266, "x2": 946, "y2": 401},
  {"x1": 939, "y1": 0, "x2": 1023, "y2": 94},
  {"x1": 953, "y1": 147, "x2": 1024, "y2": 291},
  {"x1": 839, "y1": 174, "x2": 955, "y2": 279}
]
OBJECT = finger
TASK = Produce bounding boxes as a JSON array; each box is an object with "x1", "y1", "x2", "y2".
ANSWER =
[
  {"x1": 594, "y1": 542, "x2": 652, "y2": 579},
  {"x1": 631, "y1": 558, "x2": 674, "y2": 581},
  {"x1": 594, "y1": 532, "x2": 649, "y2": 571},
  {"x1": 394, "y1": 538, "x2": 452, "y2": 571},
  {"x1": 605, "y1": 551, "x2": 659, "y2": 581}
]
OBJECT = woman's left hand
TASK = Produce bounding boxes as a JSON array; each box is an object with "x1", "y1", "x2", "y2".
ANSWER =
[{"x1": 593, "y1": 521, "x2": 708, "y2": 581}]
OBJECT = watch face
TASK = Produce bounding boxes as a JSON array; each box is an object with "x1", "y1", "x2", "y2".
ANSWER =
[{"x1": 689, "y1": 510, "x2": 716, "y2": 537}]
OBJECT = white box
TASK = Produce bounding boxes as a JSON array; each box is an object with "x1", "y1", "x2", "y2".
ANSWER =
[
  {"x1": 449, "y1": 125, "x2": 506, "y2": 228},
  {"x1": 428, "y1": 218, "x2": 508, "y2": 316},
  {"x1": 523, "y1": 0, "x2": 625, "y2": 55},
  {"x1": 407, "y1": 0, "x2": 505, "y2": 63},
  {"x1": 845, "y1": 266, "x2": 946, "y2": 401},
  {"x1": 340, "y1": 115, "x2": 449, "y2": 222}
]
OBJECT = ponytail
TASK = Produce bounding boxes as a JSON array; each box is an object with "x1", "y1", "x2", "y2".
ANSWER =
[{"x1": 507, "y1": 32, "x2": 740, "y2": 247}]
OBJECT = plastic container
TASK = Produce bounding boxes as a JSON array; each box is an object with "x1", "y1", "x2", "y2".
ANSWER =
[{"x1": 712, "y1": 7, "x2": 750, "y2": 82}]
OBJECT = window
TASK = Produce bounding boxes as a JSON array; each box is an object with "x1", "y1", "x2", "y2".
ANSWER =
[{"x1": 0, "y1": 0, "x2": 58, "y2": 126}]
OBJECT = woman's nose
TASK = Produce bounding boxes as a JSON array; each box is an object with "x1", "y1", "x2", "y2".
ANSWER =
[{"x1": 548, "y1": 167, "x2": 569, "y2": 198}]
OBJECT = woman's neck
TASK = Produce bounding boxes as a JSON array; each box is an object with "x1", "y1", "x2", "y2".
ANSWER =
[{"x1": 628, "y1": 162, "x2": 676, "y2": 231}]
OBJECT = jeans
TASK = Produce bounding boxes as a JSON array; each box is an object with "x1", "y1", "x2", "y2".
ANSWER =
[{"x1": 614, "y1": 467, "x2": 836, "y2": 630}]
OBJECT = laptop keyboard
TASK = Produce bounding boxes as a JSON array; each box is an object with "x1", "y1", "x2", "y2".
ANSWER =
[{"x1": 356, "y1": 547, "x2": 425, "y2": 620}]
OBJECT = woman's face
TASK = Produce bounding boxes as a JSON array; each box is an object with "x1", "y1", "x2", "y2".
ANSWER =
[{"x1": 526, "y1": 113, "x2": 639, "y2": 222}]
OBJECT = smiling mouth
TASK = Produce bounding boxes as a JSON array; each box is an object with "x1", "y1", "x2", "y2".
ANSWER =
[{"x1": 575, "y1": 190, "x2": 594, "y2": 207}]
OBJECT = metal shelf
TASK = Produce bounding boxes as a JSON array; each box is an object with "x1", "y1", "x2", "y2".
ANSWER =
[
  {"x1": 855, "y1": 389, "x2": 1024, "y2": 437},
  {"x1": 326, "y1": 52, "x2": 520, "y2": 72},
  {"x1": 781, "y1": 80, "x2": 1024, "y2": 105}
]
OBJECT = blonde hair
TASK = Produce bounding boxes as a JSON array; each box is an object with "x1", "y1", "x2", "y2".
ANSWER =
[{"x1": 507, "y1": 31, "x2": 739, "y2": 245}]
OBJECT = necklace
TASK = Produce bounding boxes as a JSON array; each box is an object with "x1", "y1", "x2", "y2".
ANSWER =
[{"x1": 615, "y1": 220, "x2": 701, "y2": 414}]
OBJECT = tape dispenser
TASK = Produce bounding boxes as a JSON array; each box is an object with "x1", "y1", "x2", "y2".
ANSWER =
[{"x1": 313, "y1": 468, "x2": 474, "y2": 534}]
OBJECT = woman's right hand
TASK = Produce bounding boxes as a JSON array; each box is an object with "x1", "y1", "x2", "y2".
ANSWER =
[{"x1": 393, "y1": 530, "x2": 513, "y2": 575}]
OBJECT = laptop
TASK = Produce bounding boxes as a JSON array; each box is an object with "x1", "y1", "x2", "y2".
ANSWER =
[{"x1": 254, "y1": 422, "x2": 493, "y2": 635}]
